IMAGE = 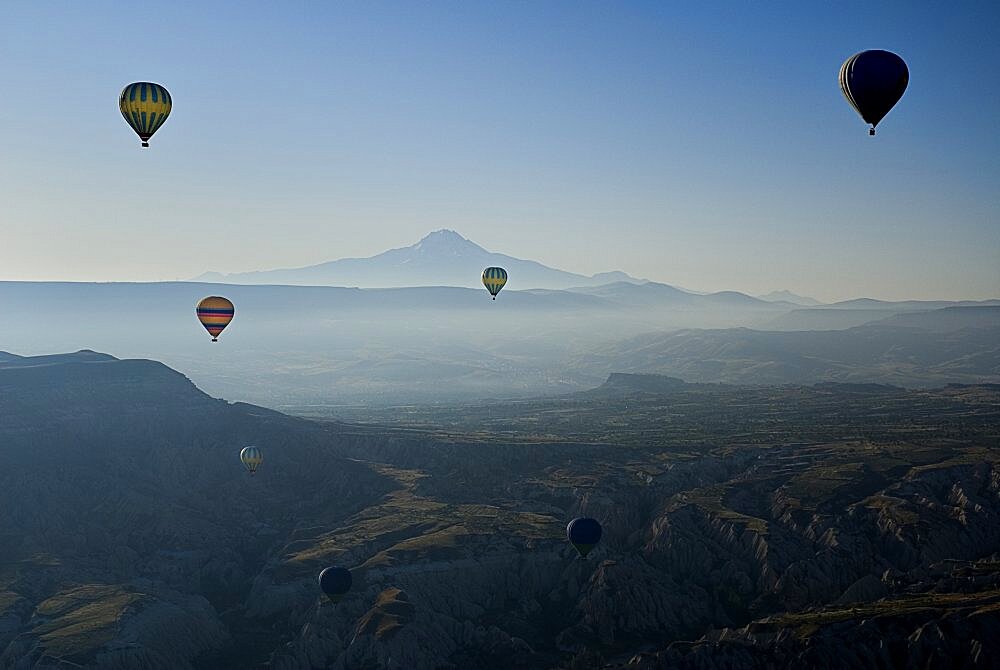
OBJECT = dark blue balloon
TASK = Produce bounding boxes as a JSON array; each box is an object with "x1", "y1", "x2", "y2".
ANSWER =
[
  {"x1": 567, "y1": 517, "x2": 602, "y2": 557},
  {"x1": 318, "y1": 566, "x2": 352, "y2": 602},
  {"x1": 839, "y1": 50, "x2": 908, "y2": 135}
]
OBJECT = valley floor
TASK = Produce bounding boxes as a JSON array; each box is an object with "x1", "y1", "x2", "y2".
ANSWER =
[{"x1": 2, "y1": 359, "x2": 999, "y2": 668}]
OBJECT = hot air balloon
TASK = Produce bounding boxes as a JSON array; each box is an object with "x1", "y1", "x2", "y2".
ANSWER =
[
  {"x1": 196, "y1": 296, "x2": 234, "y2": 342},
  {"x1": 240, "y1": 446, "x2": 263, "y2": 475},
  {"x1": 318, "y1": 566, "x2": 352, "y2": 603},
  {"x1": 839, "y1": 50, "x2": 908, "y2": 135},
  {"x1": 567, "y1": 517, "x2": 602, "y2": 558},
  {"x1": 482, "y1": 267, "x2": 507, "y2": 300},
  {"x1": 119, "y1": 82, "x2": 172, "y2": 147}
]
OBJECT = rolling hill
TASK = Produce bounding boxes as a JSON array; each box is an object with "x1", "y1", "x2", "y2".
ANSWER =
[
  {"x1": 756, "y1": 289, "x2": 823, "y2": 306},
  {"x1": 577, "y1": 306, "x2": 1000, "y2": 387}
]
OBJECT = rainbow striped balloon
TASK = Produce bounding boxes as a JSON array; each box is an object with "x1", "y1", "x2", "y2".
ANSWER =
[
  {"x1": 196, "y1": 296, "x2": 234, "y2": 342},
  {"x1": 119, "y1": 82, "x2": 172, "y2": 147},
  {"x1": 482, "y1": 267, "x2": 507, "y2": 300}
]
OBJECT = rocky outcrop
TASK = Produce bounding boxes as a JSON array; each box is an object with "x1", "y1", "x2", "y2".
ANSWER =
[
  {"x1": 355, "y1": 588, "x2": 416, "y2": 640},
  {"x1": 0, "y1": 584, "x2": 225, "y2": 670},
  {"x1": 622, "y1": 604, "x2": 1000, "y2": 669}
]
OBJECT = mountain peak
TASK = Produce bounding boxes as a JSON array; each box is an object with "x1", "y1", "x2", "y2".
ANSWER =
[
  {"x1": 421, "y1": 229, "x2": 466, "y2": 242},
  {"x1": 411, "y1": 229, "x2": 486, "y2": 256},
  {"x1": 193, "y1": 230, "x2": 641, "y2": 289}
]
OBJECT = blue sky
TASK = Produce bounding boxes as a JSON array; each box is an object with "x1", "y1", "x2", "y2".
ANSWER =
[{"x1": 0, "y1": 1, "x2": 997, "y2": 300}]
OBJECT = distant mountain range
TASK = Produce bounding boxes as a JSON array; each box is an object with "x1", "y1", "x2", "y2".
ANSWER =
[
  {"x1": 576, "y1": 306, "x2": 1000, "y2": 387},
  {"x1": 762, "y1": 299, "x2": 1000, "y2": 330},
  {"x1": 1, "y1": 280, "x2": 998, "y2": 406},
  {"x1": 566, "y1": 281, "x2": 776, "y2": 308},
  {"x1": 194, "y1": 229, "x2": 648, "y2": 290},
  {"x1": 0, "y1": 349, "x2": 116, "y2": 369},
  {"x1": 756, "y1": 290, "x2": 823, "y2": 306}
]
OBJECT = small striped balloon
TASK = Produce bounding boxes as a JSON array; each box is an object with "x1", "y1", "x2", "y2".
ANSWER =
[
  {"x1": 482, "y1": 267, "x2": 508, "y2": 299},
  {"x1": 196, "y1": 296, "x2": 235, "y2": 342},
  {"x1": 119, "y1": 82, "x2": 172, "y2": 147},
  {"x1": 240, "y1": 446, "x2": 263, "y2": 475}
]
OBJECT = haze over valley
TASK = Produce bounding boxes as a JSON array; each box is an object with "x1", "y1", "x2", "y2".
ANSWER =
[{"x1": 1, "y1": 231, "x2": 997, "y2": 411}]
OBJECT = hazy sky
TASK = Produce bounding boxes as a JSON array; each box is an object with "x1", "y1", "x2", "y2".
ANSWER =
[{"x1": 1, "y1": 1, "x2": 997, "y2": 301}]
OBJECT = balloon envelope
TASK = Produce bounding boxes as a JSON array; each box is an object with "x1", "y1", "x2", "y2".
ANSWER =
[
  {"x1": 318, "y1": 567, "x2": 352, "y2": 603},
  {"x1": 482, "y1": 267, "x2": 508, "y2": 299},
  {"x1": 567, "y1": 517, "x2": 602, "y2": 558},
  {"x1": 240, "y1": 446, "x2": 263, "y2": 475},
  {"x1": 839, "y1": 50, "x2": 908, "y2": 134},
  {"x1": 120, "y1": 82, "x2": 172, "y2": 147},
  {"x1": 196, "y1": 296, "x2": 235, "y2": 341}
]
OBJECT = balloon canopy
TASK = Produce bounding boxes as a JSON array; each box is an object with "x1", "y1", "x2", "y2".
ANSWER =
[
  {"x1": 318, "y1": 566, "x2": 353, "y2": 603},
  {"x1": 240, "y1": 446, "x2": 263, "y2": 475},
  {"x1": 839, "y1": 50, "x2": 908, "y2": 135},
  {"x1": 196, "y1": 296, "x2": 235, "y2": 342},
  {"x1": 482, "y1": 267, "x2": 508, "y2": 299},
  {"x1": 120, "y1": 82, "x2": 172, "y2": 147},
  {"x1": 567, "y1": 517, "x2": 603, "y2": 558}
]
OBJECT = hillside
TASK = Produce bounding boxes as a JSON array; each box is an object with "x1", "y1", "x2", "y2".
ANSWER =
[
  {"x1": 0, "y1": 351, "x2": 393, "y2": 668},
  {"x1": 3, "y1": 354, "x2": 1000, "y2": 667}
]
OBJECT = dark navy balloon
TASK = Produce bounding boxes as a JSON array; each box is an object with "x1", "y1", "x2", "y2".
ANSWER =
[
  {"x1": 839, "y1": 50, "x2": 908, "y2": 135},
  {"x1": 567, "y1": 517, "x2": 603, "y2": 558},
  {"x1": 318, "y1": 566, "x2": 352, "y2": 603}
]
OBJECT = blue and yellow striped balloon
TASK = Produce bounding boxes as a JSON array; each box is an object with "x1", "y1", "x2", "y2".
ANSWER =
[
  {"x1": 119, "y1": 82, "x2": 172, "y2": 147},
  {"x1": 482, "y1": 267, "x2": 507, "y2": 300},
  {"x1": 240, "y1": 446, "x2": 263, "y2": 475}
]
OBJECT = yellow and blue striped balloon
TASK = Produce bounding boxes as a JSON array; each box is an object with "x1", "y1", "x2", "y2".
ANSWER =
[
  {"x1": 482, "y1": 267, "x2": 507, "y2": 300},
  {"x1": 240, "y1": 446, "x2": 263, "y2": 475},
  {"x1": 119, "y1": 82, "x2": 172, "y2": 147}
]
